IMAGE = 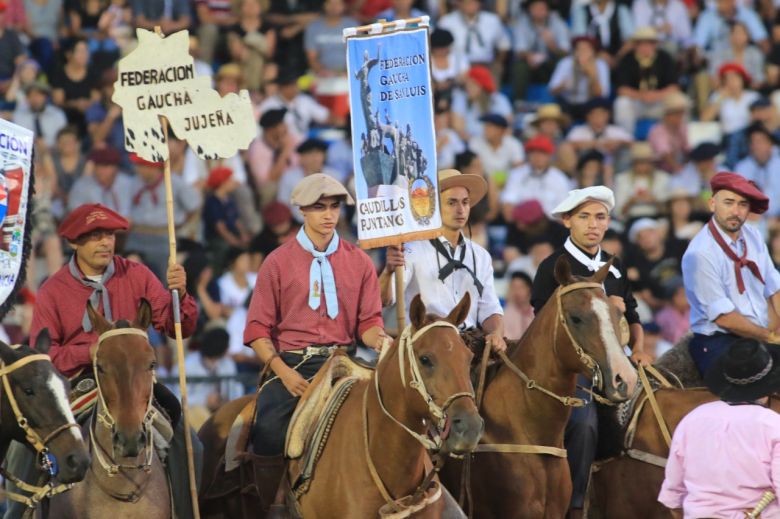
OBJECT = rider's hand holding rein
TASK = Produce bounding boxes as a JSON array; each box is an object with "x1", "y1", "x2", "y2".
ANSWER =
[{"x1": 252, "y1": 338, "x2": 311, "y2": 397}]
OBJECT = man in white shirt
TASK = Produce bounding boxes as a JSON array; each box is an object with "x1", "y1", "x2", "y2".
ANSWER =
[
  {"x1": 501, "y1": 135, "x2": 572, "y2": 218},
  {"x1": 438, "y1": 0, "x2": 510, "y2": 67},
  {"x1": 468, "y1": 113, "x2": 524, "y2": 180},
  {"x1": 379, "y1": 169, "x2": 506, "y2": 352},
  {"x1": 257, "y1": 71, "x2": 330, "y2": 136}
]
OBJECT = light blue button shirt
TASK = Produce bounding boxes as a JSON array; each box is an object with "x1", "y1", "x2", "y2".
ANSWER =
[
  {"x1": 682, "y1": 219, "x2": 780, "y2": 335},
  {"x1": 735, "y1": 152, "x2": 780, "y2": 217},
  {"x1": 693, "y1": 6, "x2": 767, "y2": 52}
]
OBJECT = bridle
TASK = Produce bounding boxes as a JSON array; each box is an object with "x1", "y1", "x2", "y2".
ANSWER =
[
  {"x1": 0, "y1": 352, "x2": 81, "y2": 508},
  {"x1": 374, "y1": 321, "x2": 475, "y2": 451},
  {"x1": 363, "y1": 320, "x2": 476, "y2": 516},
  {"x1": 90, "y1": 327, "x2": 157, "y2": 487},
  {"x1": 497, "y1": 281, "x2": 607, "y2": 409}
]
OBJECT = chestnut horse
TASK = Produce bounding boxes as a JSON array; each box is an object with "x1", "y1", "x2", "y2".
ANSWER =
[
  {"x1": 0, "y1": 332, "x2": 89, "y2": 505},
  {"x1": 441, "y1": 257, "x2": 639, "y2": 519},
  {"x1": 49, "y1": 300, "x2": 171, "y2": 519},
  {"x1": 199, "y1": 293, "x2": 484, "y2": 519}
]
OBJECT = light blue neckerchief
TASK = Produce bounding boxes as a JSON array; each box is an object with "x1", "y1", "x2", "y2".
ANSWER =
[{"x1": 296, "y1": 227, "x2": 340, "y2": 319}]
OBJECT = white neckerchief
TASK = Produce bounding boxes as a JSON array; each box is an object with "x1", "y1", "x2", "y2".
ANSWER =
[
  {"x1": 564, "y1": 237, "x2": 622, "y2": 279},
  {"x1": 589, "y1": 1, "x2": 615, "y2": 48}
]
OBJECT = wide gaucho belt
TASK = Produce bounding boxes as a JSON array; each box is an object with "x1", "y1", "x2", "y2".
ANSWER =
[{"x1": 285, "y1": 344, "x2": 352, "y2": 357}]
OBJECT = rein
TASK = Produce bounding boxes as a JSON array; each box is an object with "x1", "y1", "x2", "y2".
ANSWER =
[
  {"x1": 90, "y1": 327, "x2": 157, "y2": 496},
  {"x1": 363, "y1": 320, "x2": 475, "y2": 517},
  {"x1": 0, "y1": 353, "x2": 81, "y2": 509}
]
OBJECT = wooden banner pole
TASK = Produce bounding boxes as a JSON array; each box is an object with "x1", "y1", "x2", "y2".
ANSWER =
[
  {"x1": 395, "y1": 245, "x2": 405, "y2": 332},
  {"x1": 160, "y1": 114, "x2": 201, "y2": 519}
]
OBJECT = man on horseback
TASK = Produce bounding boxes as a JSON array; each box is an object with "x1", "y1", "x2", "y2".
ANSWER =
[
  {"x1": 243, "y1": 174, "x2": 387, "y2": 498},
  {"x1": 682, "y1": 172, "x2": 780, "y2": 375},
  {"x1": 8, "y1": 203, "x2": 201, "y2": 519},
  {"x1": 380, "y1": 168, "x2": 507, "y2": 352},
  {"x1": 659, "y1": 338, "x2": 780, "y2": 518},
  {"x1": 531, "y1": 185, "x2": 651, "y2": 519}
]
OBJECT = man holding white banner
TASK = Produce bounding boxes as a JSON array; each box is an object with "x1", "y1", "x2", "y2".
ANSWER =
[{"x1": 380, "y1": 169, "x2": 506, "y2": 352}]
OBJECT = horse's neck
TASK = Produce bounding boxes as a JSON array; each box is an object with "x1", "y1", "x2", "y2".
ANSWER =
[
  {"x1": 0, "y1": 391, "x2": 25, "y2": 459},
  {"x1": 491, "y1": 307, "x2": 577, "y2": 443},
  {"x1": 364, "y1": 358, "x2": 428, "y2": 499}
]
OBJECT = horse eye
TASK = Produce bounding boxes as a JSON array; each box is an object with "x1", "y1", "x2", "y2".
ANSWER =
[
  {"x1": 419, "y1": 355, "x2": 433, "y2": 367},
  {"x1": 571, "y1": 315, "x2": 583, "y2": 325},
  {"x1": 149, "y1": 362, "x2": 157, "y2": 371},
  {"x1": 23, "y1": 387, "x2": 34, "y2": 396}
]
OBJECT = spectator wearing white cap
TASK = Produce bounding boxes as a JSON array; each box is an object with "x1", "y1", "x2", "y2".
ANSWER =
[
  {"x1": 531, "y1": 185, "x2": 649, "y2": 518},
  {"x1": 624, "y1": 217, "x2": 687, "y2": 310},
  {"x1": 613, "y1": 142, "x2": 671, "y2": 219}
]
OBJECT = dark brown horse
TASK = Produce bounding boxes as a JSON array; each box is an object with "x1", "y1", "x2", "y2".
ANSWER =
[
  {"x1": 49, "y1": 300, "x2": 170, "y2": 519},
  {"x1": 0, "y1": 332, "x2": 89, "y2": 496},
  {"x1": 442, "y1": 258, "x2": 639, "y2": 519},
  {"x1": 199, "y1": 293, "x2": 484, "y2": 518}
]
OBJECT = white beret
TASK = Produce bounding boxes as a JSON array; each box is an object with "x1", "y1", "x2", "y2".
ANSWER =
[{"x1": 551, "y1": 186, "x2": 615, "y2": 218}]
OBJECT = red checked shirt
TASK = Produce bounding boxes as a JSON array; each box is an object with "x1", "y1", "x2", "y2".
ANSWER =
[
  {"x1": 244, "y1": 238, "x2": 384, "y2": 352},
  {"x1": 30, "y1": 256, "x2": 198, "y2": 377}
]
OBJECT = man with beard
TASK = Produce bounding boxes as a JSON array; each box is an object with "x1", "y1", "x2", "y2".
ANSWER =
[{"x1": 682, "y1": 172, "x2": 780, "y2": 375}]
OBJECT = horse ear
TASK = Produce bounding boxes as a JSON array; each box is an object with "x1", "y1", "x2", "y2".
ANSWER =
[
  {"x1": 134, "y1": 298, "x2": 152, "y2": 330},
  {"x1": 445, "y1": 292, "x2": 470, "y2": 328},
  {"x1": 87, "y1": 302, "x2": 112, "y2": 335},
  {"x1": 554, "y1": 256, "x2": 574, "y2": 286},
  {"x1": 591, "y1": 257, "x2": 614, "y2": 284},
  {"x1": 34, "y1": 329, "x2": 51, "y2": 355},
  {"x1": 410, "y1": 294, "x2": 427, "y2": 330},
  {"x1": 0, "y1": 341, "x2": 17, "y2": 365}
]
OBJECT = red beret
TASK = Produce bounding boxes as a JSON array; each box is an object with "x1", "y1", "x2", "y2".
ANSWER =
[
  {"x1": 129, "y1": 153, "x2": 163, "y2": 169},
  {"x1": 710, "y1": 172, "x2": 769, "y2": 214},
  {"x1": 512, "y1": 199, "x2": 545, "y2": 225},
  {"x1": 206, "y1": 166, "x2": 233, "y2": 190},
  {"x1": 58, "y1": 203, "x2": 130, "y2": 241},
  {"x1": 467, "y1": 66, "x2": 496, "y2": 94},
  {"x1": 524, "y1": 135, "x2": 556, "y2": 155},
  {"x1": 718, "y1": 62, "x2": 751, "y2": 86}
]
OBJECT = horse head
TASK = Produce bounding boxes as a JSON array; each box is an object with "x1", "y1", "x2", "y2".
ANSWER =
[
  {"x1": 0, "y1": 332, "x2": 89, "y2": 483},
  {"x1": 396, "y1": 292, "x2": 484, "y2": 456},
  {"x1": 552, "y1": 256, "x2": 638, "y2": 402},
  {"x1": 87, "y1": 299, "x2": 156, "y2": 459}
]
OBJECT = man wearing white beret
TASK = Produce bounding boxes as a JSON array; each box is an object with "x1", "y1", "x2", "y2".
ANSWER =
[{"x1": 531, "y1": 185, "x2": 650, "y2": 519}]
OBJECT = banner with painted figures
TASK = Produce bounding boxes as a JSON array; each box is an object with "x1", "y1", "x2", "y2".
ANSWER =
[
  {"x1": 346, "y1": 25, "x2": 441, "y2": 248},
  {"x1": 0, "y1": 119, "x2": 33, "y2": 318}
]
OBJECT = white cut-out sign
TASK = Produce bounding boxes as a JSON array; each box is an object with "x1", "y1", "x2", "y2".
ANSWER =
[{"x1": 113, "y1": 29, "x2": 255, "y2": 162}]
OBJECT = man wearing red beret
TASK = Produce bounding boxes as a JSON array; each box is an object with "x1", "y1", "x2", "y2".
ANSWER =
[
  {"x1": 25, "y1": 202, "x2": 200, "y2": 519},
  {"x1": 682, "y1": 172, "x2": 780, "y2": 375}
]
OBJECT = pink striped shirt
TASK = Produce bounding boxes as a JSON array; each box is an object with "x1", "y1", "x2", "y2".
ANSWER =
[{"x1": 659, "y1": 400, "x2": 780, "y2": 518}]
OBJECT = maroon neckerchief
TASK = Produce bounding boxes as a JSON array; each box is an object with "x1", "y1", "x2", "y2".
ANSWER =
[
  {"x1": 707, "y1": 218, "x2": 765, "y2": 294},
  {"x1": 132, "y1": 174, "x2": 163, "y2": 206}
]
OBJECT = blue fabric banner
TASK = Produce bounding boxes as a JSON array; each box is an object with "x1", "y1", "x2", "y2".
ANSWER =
[{"x1": 346, "y1": 26, "x2": 441, "y2": 248}]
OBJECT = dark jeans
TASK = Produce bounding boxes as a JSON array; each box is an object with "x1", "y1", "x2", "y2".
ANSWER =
[
  {"x1": 564, "y1": 376, "x2": 598, "y2": 510},
  {"x1": 688, "y1": 332, "x2": 740, "y2": 376},
  {"x1": 251, "y1": 353, "x2": 328, "y2": 456}
]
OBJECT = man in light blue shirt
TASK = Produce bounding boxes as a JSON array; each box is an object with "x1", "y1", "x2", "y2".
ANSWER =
[
  {"x1": 735, "y1": 122, "x2": 780, "y2": 219},
  {"x1": 682, "y1": 172, "x2": 780, "y2": 375},
  {"x1": 693, "y1": 0, "x2": 768, "y2": 55}
]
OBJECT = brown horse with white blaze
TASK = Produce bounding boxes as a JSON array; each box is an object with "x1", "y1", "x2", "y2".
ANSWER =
[
  {"x1": 49, "y1": 300, "x2": 171, "y2": 519},
  {"x1": 442, "y1": 257, "x2": 638, "y2": 519}
]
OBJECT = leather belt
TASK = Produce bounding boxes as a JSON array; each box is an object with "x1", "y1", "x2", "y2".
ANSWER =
[{"x1": 284, "y1": 345, "x2": 348, "y2": 357}]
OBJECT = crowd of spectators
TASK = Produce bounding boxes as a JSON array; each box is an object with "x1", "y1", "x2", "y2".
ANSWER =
[{"x1": 3, "y1": 0, "x2": 780, "y2": 414}]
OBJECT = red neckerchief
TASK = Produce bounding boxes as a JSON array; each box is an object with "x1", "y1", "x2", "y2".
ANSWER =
[
  {"x1": 132, "y1": 174, "x2": 163, "y2": 206},
  {"x1": 707, "y1": 218, "x2": 765, "y2": 294}
]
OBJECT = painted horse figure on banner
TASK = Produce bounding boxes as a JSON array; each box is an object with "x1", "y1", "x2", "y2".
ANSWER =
[
  {"x1": 441, "y1": 258, "x2": 638, "y2": 519},
  {"x1": 199, "y1": 294, "x2": 483, "y2": 519}
]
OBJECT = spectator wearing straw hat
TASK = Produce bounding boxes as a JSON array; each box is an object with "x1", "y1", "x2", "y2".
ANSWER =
[
  {"x1": 501, "y1": 135, "x2": 572, "y2": 218},
  {"x1": 631, "y1": 0, "x2": 692, "y2": 55},
  {"x1": 613, "y1": 26, "x2": 680, "y2": 136},
  {"x1": 614, "y1": 142, "x2": 670, "y2": 218},
  {"x1": 648, "y1": 92, "x2": 691, "y2": 173},
  {"x1": 510, "y1": 0, "x2": 570, "y2": 100},
  {"x1": 549, "y1": 35, "x2": 610, "y2": 121},
  {"x1": 735, "y1": 122, "x2": 780, "y2": 220}
]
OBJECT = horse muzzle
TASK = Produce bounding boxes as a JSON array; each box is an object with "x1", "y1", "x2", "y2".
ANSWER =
[
  {"x1": 57, "y1": 448, "x2": 90, "y2": 483},
  {"x1": 113, "y1": 429, "x2": 147, "y2": 459},
  {"x1": 441, "y1": 400, "x2": 484, "y2": 456},
  {"x1": 602, "y1": 366, "x2": 638, "y2": 403}
]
